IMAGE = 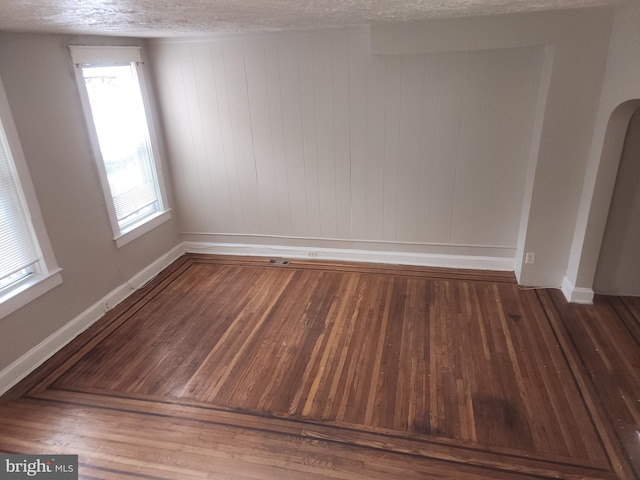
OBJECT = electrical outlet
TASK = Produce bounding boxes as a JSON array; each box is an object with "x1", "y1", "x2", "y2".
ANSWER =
[
  {"x1": 103, "y1": 301, "x2": 110, "y2": 312},
  {"x1": 525, "y1": 252, "x2": 535, "y2": 264},
  {"x1": 308, "y1": 251, "x2": 318, "y2": 257}
]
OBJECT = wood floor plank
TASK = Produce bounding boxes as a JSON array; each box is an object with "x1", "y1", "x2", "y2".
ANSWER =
[
  {"x1": 607, "y1": 296, "x2": 640, "y2": 347},
  {"x1": 0, "y1": 254, "x2": 636, "y2": 479},
  {"x1": 42, "y1": 258, "x2": 613, "y2": 462},
  {"x1": 542, "y1": 290, "x2": 640, "y2": 480}
]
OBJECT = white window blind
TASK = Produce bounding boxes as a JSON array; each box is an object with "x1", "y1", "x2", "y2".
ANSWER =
[
  {"x1": 81, "y1": 64, "x2": 161, "y2": 230},
  {"x1": 0, "y1": 118, "x2": 38, "y2": 290},
  {"x1": 0, "y1": 74, "x2": 62, "y2": 319}
]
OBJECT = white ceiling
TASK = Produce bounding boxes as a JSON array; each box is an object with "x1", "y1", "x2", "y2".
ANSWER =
[{"x1": 0, "y1": 0, "x2": 620, "y2": 38}]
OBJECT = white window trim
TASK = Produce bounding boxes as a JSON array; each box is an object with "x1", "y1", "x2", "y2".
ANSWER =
[
  {"x1": 114, "y1": 209, "x2": 172, "y2": 248},
  {"x1": 0, "y1": 76, "x2": 62, "y2": 320},
  {"x1": 69, "y1": 45, "x2": 171, "y2": 248}
]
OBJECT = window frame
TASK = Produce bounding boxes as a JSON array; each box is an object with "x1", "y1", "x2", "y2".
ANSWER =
[
  {"x1": 0, "y1": 75, "x2": 62, "y2": 320},
  {"x1": 69, "y1": 45, "x2": 171, "y2": 248}
]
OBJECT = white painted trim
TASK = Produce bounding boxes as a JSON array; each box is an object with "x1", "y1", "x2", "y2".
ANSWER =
[
  {"x1": 181, "y1": 231, "x2": 514, "y2": 250},
  {"x1": 114, "y1": 209, "x2": 172, "y2": 248},
  {"x1": 0, "y1": 269, "x2": 63, "y2": 321},
  {"x1": 0, "y1": 243, "x2": 185, "y2": 396},
  {"x1": 561, "y1": 276, "x2": 594, "y2": 304},
  {"x1": 183, "y1": 241, "x2": 515, "y2": 271},
  {"x1": 68, "y1": 45, "x2": 142, "y2": 65}
]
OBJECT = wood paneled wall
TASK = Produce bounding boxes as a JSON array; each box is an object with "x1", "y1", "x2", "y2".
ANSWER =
[{"x1": 150, "y1": 31, "x2": 544, "y2": 255}]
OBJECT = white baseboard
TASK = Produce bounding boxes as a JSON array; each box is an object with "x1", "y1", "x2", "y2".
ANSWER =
[
  {"x1": 182, "y1": 241, "x2": 515, "y2": 271},
  {"x1": 561, "y1": 276, "x2": 594, "y2": 304},
  {"x1": 0, "y1": 243, "x2": 185, "y2": 396}
]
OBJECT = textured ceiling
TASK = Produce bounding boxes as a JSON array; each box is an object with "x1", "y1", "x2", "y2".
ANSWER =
[{"x1": 0, "y1": 0, "x2": 620, "y2": 37}]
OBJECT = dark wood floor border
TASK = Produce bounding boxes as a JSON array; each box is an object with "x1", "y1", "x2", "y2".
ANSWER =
[
  {"x1": 536, "y1": 289, "x2": 637, "y2": 480},
  {"x1": 24, "y1": 389, "x2": 613, "y2": 480},
  {"x1": 0, "y1": 398, "x2": 570, "y2": 480},
  {"x1": 605, "y1": 296, "x2": 640, "y2": 347},
  {"x1": 40, "y1": 382, "x2": 610, "y2": 469}
]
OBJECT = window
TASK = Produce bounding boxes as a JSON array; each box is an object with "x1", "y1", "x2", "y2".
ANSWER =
[
  {"x1": 69, "y1": 46, "x2": 170, "y2": 247},
  {"x1": 0, "y1": 75, "x2": 62, "y2": 319}
]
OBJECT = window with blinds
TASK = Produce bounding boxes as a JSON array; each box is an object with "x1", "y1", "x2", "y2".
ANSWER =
[
  {"x1": 0, "y1": 74, "x2": 62, "y2": 319},
  {"x1": 69, "y1": 46, "x2": 170, "y2": 247},
  {"x1": 0, "y1": 118, "x2": 39, "y2": 293}
]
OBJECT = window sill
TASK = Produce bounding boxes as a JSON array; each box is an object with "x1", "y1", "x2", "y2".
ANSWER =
[
  {"x1": 114, "y1": 209, "x2": 172, "y2": 248},
  {"x1": 0, "y1": 268, "x2": 63, "y2": 321}
]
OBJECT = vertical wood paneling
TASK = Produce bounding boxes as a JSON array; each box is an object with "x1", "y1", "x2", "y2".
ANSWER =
[
  {"x1": 365, "y1": 53, "x2": 386, "y2": 240},
  {"x1": 397, "y1": 55, "x2": 426, "y2": 242},
  {"x1": 297, "y1": 36, "x2": 321, "y2": 236},
  {"x1": 264, "y1": 38, "x2": 292, "y2": 235},
  {"x1": 332, "y1": 33, "x2": 351, "y2": 240},
  {"x1": 312, "y1": 36, "x2": 337, "y2": 238},
  {"x1": 383, "y1": 56, "x2": 402, "y2": 241},
  {"x1": 472, "y1": 50, "x2": 506, "y2": 246},
  {"x1": 191, "y1": 43, "x2": 235, "y2": 232},
  {"x1": 243, "y1": 39, "x2": 281, "y2": 235},
  {"x1": 451, "y1": 50, "x2": 491, "y2": 244},
  {"x1": 429, "y1": 52, "x2": 466, "y2": 244},
  {"x1": 348, "y1": 34, "x2": 368, "y2": 240},
  {"x1": 221, "y1": 40, "x2": 261, "y2": 232},
  {"x1": 485, "y1": 49, "x2": 523, "y2": 246},
  {"x1": 150, "y1": 33, "x2": 544, "y2": 251},
  {"x1": 183, "y1": 44, "x2": 217, "y2": 232},
  {"x1": 416, "y1": 55, "x2": 440, "y2": 242},
  {"x1": 209, "y1": 42, "x2": 245, "y2": 232},
  {"x1": 277, "y1": 36, "x2": 309, "y2": 237},
  {"x1": 177, "y1": 45, "x2": 209, "y2": 229}
]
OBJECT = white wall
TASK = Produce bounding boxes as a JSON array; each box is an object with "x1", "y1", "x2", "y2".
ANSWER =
[
  {"x1": 566, "y1": 0, "x2": 640, "y2": 299},
  {"x1": 149, "y1": 31, "x2": 544, "y2": 261},
  {"x1": 0, "y1": 33, "x2": 182, "y2": 373},
  {"x1": 371, "y1": 8, "x2": 614, "y2": 289},
  {"x1": 593, "y1": 107, "x2": 640, "y2": 296}
]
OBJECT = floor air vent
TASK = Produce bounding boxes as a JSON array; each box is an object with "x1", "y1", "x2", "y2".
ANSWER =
[{"x1": 269, "y1": 259, "x2": 290, "y2": 265}]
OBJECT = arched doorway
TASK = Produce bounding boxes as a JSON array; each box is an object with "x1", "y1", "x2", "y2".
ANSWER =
[
  {"x1": 594, "y1": 106, "x2": 640, "y2": 295},
  {"x1": 565, "y1": 99, "x2": 640, "y2": 302}
]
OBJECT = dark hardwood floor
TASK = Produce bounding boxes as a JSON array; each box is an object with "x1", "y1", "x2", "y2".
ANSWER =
[{"x1": 0, "y1": 254, "x2": 638, "y2": 479}]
